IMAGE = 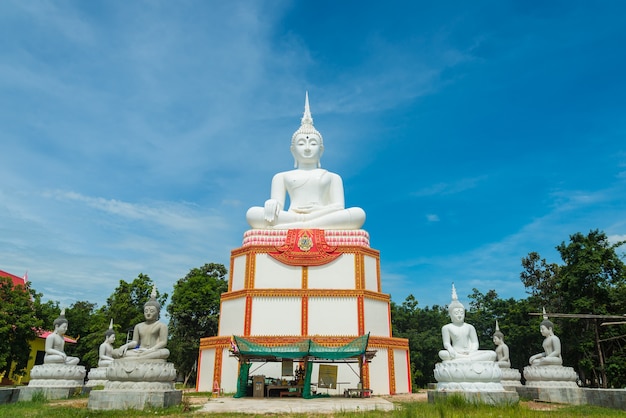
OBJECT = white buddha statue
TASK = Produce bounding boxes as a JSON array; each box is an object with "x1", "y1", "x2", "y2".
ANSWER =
[
  {"x1": 117, "y1": 286, "x2": 170, "y2": 361},
  {"x1": 44, "y1": 309, "x2": 80, "y2": 366},
  {"x1": 246, "y1": 93, "x2": 365, "y2": 230},
  {"x1": 438, "y1": 284, "x2": 496, "y2": 362},
  {"x1": 528, "y1": 310, "x2": 563, "y2": 367}
]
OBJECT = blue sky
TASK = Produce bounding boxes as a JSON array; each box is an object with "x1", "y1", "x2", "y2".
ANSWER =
[{"x1": 1, "y1": 1, "x2": 625, "y2": 314}]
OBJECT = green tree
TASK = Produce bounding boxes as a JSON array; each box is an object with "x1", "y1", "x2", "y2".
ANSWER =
[
  {"x1": 167, "y1": 263, "x2": 228, "y2": 387},
  {"x1": 0, "y1": 277, "x2": 42, "y2": 376},
  {"x1": 65, "y1": 301, "x2": 109, "y2": 368},
  {"x1": 520, "y1": 230, "x2": 626, "y2": 387}
]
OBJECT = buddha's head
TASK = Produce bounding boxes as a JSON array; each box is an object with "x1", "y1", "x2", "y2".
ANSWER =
[
  {"x1": 104, "y1": 328, "x2": 116, "y2": 343},
  {"x1": 291, "y1": 92, "x2": 324, "y2": 168},
  {"x1": 447, "y1": 283, "x2": 465, "y2": 323},
  {"x1": 540, "y1": 319, "x2": 554, "y2": 336},
  {"x1": 144, "y1": 286, "x2": 161, "y2": 321},
  {"x1": 53, "y1": 308, "x2": 69, "y2": 334}
]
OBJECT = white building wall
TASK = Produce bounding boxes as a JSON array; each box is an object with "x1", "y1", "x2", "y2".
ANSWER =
[
  {"x1": 363, "y1": 255, "x2": 378, "y2": 291},
  {"x1": 308, "y1": 297, "x2": 357, "y2": 335},
  {"x1": 363, "y1": 298, "x2": 390, "y2": 337},
  {"x1": 308, "y1": 255, "x2": 355, "y2": 289},
  {"x1": 250, "y1": 296, "x2": 301, "y2": 335},
  {"x1": 393, "y1": 348, "x2": 410, "y2": 394},
  {"x1": 231, "y1": 255, "x2": 246, "y2": 291},
  {"x1": 197, "y1": 348, "x2": 216, "y2": 392},
  {"x1": 219, "y1": 298, "x2": 246, "y2": 336},
  {"x1": 368, "y1": 348, "x2": 390, "y2": 395},
  {"x1": 221, "y1": 350, "x2": 240, "y2": 393},
  {"x1": 254, "y1": 254, "x2": 302, "y2": 288}
]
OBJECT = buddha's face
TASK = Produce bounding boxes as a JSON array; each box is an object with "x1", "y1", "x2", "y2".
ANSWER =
[
  {"x1": 450, "y1": 307, "x2": 465, "y2": 324},
  {"x1": 291, "y1": 133, "x2": 323, "y2": 165},
  {"x1": 56, "y1": 322, "x2": 68, "y2": 335},
  {"x1": 493, "y1": 335, "x2": 502, "y2": 345},
  {"x1": 144, "y1": 305, "x2": 159, "y2": 321},
  {"x1": 540, "y1": 324, "x2": 551, "y2": 336},
  {"x1": 106, "y1": 334, "x2": 116, "y2": 343}
]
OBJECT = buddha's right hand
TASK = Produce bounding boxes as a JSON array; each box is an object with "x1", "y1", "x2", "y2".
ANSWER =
[{"x1": 264, "y1": 199, "x2": 280, "y2": 223}]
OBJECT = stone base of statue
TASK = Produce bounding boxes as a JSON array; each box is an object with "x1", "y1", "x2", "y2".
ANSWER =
[
  {"x1": 500, "y1": 368, "x2": 522, "y2": 388},
  {"x1": 430, "y1": 361, "x2": 518, "y2": 405},
  {"x1": 19, "y1": 364, "x2": 87, "y2": 401},
  {"x1": 523, "y1": 365, "x2": 578, "y2": 388},
  {"x1": 516, "y1": 365, "x2": 583, "y2": 405},
  {"x1": 88, "y1": 359, "x2": 182, "y2": 410},
  {"x1": 85, "y1": 367, "x2": 108, "y2": 387}
]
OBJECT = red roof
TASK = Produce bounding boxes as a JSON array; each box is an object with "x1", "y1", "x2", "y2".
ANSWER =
[
  {"x1": 0, "y1": 269, "x2": 26, "y2": 287},
  {"x1": 37, "y1": 330, "x2": 78, "y2": 344}
]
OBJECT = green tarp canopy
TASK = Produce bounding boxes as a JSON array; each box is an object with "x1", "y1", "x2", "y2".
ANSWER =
[{"x1": 232, "y1": 333, "x2": 370, "y2": 399}]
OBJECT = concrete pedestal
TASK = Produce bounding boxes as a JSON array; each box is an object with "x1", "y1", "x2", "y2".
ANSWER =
[
  {"x1": 515, "y1": 385, "x2": 584, "y2": 405},
  {"x1": 88, "y1": 389, "x2": 182, "y2": 410},
  {"x1": 428, "y1": 389, "x2": 519, "y2": 405},
  {"x1": 18, "y1": 386, "x2": 84, "y2": 401}
]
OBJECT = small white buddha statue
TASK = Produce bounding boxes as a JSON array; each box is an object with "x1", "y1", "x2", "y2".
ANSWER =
[
  {"x1": 493, "y1": 320, "x2": 511, "y2": 368},
  {"x1": 246, "y1": 93, "x2": 365, "y2": 230},
  {"x1": 528, "y1": 308, "x2": 563, "y2": 366},
  {"x1": 44, "y1": 309, "x2": 80, "y2": 365},
  {"x1": 438, "y1": 284, "x2": 496, "y2": 362}
]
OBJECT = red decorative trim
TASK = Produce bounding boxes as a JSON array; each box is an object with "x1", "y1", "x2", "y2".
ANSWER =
[
  {"x1": 357, "y1": 295, "x2": 365, "y2": 336},
  {"x1": 221, "y1": 288, "x2": 391, "y2": 301},
  {"x1": 213, "y1": 347, "x2": 223, "y2": 391},
  {"x1": 406, "y1": 349, "x2": 413, "y2": 394},
  {"x1": 246, "y1": 253, "x2": 255, "y2": 289},
  {"x1": 244, "y1": 296, "x2": 252, "y2": 336},
  {"x1": 228, "y1": 257, "x2": 234, "y2": 292},
  {"x1": 355, "y1": 253, "x2": 364, "y2": 290},
  {"x1": 388, "y1": 349, "x2": 396, "y2": 395},
  {"x1": 301, "y1": 296, "x2": 308, "y2": 336},
  {"x1": 302, "y1": 266, "x2": 308, "y2": 289},
  {"x1": 376, "y1": 257, "x2": 382, "y2": 292},
  {"x1": 362, "y1": 358, "x2": 370, "y2": 389},
  {"x1": 268, "y1": 229, "x2": 341, "y2": 266}
]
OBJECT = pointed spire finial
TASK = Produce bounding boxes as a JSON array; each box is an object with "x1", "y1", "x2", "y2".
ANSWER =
[
  {"x1": 496, "y1": 319, "x2": 500, "y2": 331},
  {"x1": 542, "y1": 306, "x2": 548, "y2": 320},
  {"x1": 451, "y1": 283, "x2": 458, "y2": 302},
  {"x1": 109, "y1": 319, "x2": 114, "y2": 330},
  {"x1": 302, "y1": 91, "x2": 313, "y2": 126}
]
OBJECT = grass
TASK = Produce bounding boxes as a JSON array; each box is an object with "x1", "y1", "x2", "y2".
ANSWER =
[{"x1": 0, "y1": 392, "x2": 623, "y2": 417}]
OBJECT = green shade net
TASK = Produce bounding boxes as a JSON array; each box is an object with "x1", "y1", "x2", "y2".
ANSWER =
[
  {"x1": 233, "y1": 336, "x2": 310, "y2": 359},
  {"x1": 308, "y1": 334, "x2": 369, "y2": 359},
  {"x1": 234, "y1": 362, "x2": 251, "y2": 398},
  {"x1": 232, "y1": 333, "x2": 369, "y2": 360},
  {"x1": 231, "y1": 334, "x2": 369, "y2": 399}
]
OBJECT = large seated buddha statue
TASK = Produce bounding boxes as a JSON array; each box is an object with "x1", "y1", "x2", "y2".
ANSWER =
[
  {"x1": 117, "y1": 286, "x2": 170, "y2": 361},
  {"x1": 246, "y1": 93, "x2": 365, "y2": 230},
  {"x1": 433, "y1": 284, "x2": 503, "y2": 393},
  {"x1": 438, "y1": 285, "x2": 496, "y2": 362}
]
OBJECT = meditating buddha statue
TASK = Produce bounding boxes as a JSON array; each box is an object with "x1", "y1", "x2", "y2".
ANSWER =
[
  {"x1": 118, "y1": 286, "x2": 170, "y2": 360},
  {"x1": 44, "y1": 309, "x2": 80, "y2": 366},
  {"x1": 528, "y1": 308, "x2": 563, "y2": 366},
  {"x1": 438, "y1": 284, "x2": 496, "y2": 362},
  {"x1": 246, "y1": 93, "x2": 365, "y2": 230},
  {"x1": 493, "y1": 320, "x2": 511, "y2": 368},
  {"x1": 98, "y1": 320, "x2": 117, "y2": 367}
]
